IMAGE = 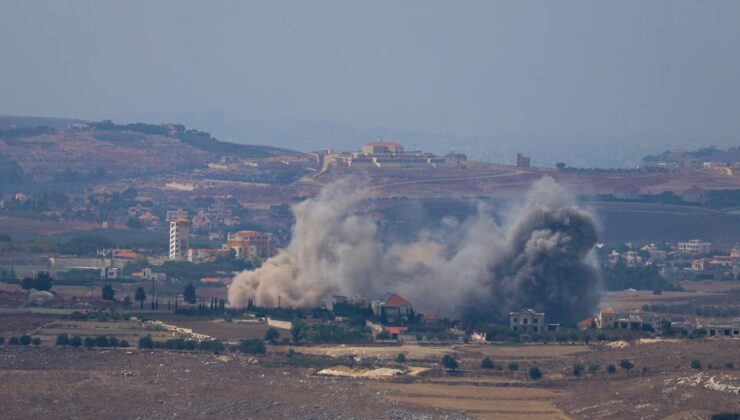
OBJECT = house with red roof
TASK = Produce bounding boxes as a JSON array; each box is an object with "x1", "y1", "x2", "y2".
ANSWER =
[{"x1": 372, "y1": 293, "x2": 413, "y2": 323}]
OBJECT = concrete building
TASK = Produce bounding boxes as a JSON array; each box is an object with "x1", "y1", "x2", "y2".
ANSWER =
[
  {"x1": 165, "y1": 209, "x2": 188, "y2": 222},
  {"x1": 225, "y1": 230, "x2": 275, "y2": 260},
  {"x1": 509, "y1": 309, "x2": 545, "y2": 333},
  {"x1": 168, "y1": 217, "x2": 190, "y2": 261},
  {"x1": 372, "y1": 293, "x2": 413, "y2": 323},
  {"x1": 515, "y1": 153, "x2": 531, "y2": 168},
  {"x1": 187, "y1": 248, "x2": 229, "y2": 263},
  {"x1": 678, "y1": 239, "x2": 712, "y2": 256},
  {"x1": 706, "y1": 323, "x2": 740, "y2": 338},
  {"x1": 361, "y1": 140, "x2": 404, "y2": 155},
  {"x1": 682, "y1": 186, "x2": 707, "y2": 204}
]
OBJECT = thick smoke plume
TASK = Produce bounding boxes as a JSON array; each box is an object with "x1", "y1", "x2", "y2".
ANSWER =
[{"x1": 228, "y1": 176, "x2": 602, "y2": 324}]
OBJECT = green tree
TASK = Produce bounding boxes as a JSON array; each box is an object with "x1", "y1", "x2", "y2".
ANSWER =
[
  {"x1": 135, "y1": 287, "x2": 146, "y2": 309},
  {"x1": 138, "y1": 336, "x2": 154, "y2": 349},
  {"x1": 529, "y1": 366, "x2": 542, "y2": 380},
  {"x1": 70, "y1": 336, "x2": 82, "y2": 347},
  {"x1": 102, "y1": 284, "x2": 115, "y2": 301},
  {"x1": 95, "y1": 336, "x2": 110, "y2": 347},
  {"x1": 441, "y1": 354, "x2": 459, "y2": 370},
  {"x1": 84, "y1": 337, "x2": 95, "y2": 348},
  {"x1": 239, "y1": 338, "x2": 266, "y2": 355},
  {"x1": 508, "y1": 362, "x2": 519, "y2": 371},
  {"x1": 589, "y1": 363, "x2": 600, "y2": 373},
  {"x1": 395, "y1": 353, "x2": 406, "y2": 363},
  {"x1": 619, "y1": 359, "x2": 634, "y2": 371},
  {"x1": 122, "y1": 296, "x2": 132, "y2": 307},
  {"x1": 56, "y1": 334, "x2": 70, "y2": 346},
  {"x1": 21, "y1": 277, "x2": 33, "y2": 290},
  {"x1": 9, "y1": 336, "x2": 20, "y2": 345},
  {"x1": 19, "y1": 335, "x2": 32, "y2": 345},
  {"x1": 690, "y1": 360, "x2": 702, "y2": 370},
  {"x1": 264, "y1": 328, "x2": 280, "y2": 343},
  {"x1": 31, "y1": 337, "x2": 41, "y2": 346},
  {"x1": 480, "y1": 356, "x2": 494, "y2": 369},
  {"x1": 183, "y1": 282, "x2": 197, "y2": 304},
  {"x1": 607, "y1": 364, "x2": 616, "y2": 373},
  {"x1": 573, "y1": 363, "x2": 584, "y2": 376},
  {"x1": 32, "y1": 272, "x2": 53, "y2": 291}
]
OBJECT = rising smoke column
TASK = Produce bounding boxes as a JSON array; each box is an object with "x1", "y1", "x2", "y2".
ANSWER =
[{"x1": 228, "y1": 176, "x2": 602, "y2": 324}]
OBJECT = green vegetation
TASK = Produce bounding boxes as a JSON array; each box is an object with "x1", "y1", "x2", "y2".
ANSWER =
[
  {"x1": 528, "y1": 365, "x2": 542, "y2": 380},
  {"x1": 138, "y1": 335, "x2": 154, "y2": 349},
  {"x1": 603, "y1": 263, "x2": 682, "y2": 291},
  {"x1": 395, "y1": 353, "x2": 406, "y2": 363},
  {"x1": 239, "y1": 338, "x2": 266, "y2": 355},
  {"x1": 441, "y1": 354, "x2": 458, "y2": 370},
  {"x1": 480, "y1": 357, "x2": 494, "y2": 369},
  {"x1": 691, "y1": 359, "x2": 702, "y2": 370},
  {"x1": 589, "y1": 363, "x2": 600, "y2": 373},
  {"x1": 264, "y1": 327, "x2": 280, "y2": 343},
  {"x1": 573, "y1": 363, "x2": 584, "y2": 376},
  {"x1": 291, "y1": 321, "x2": 372, "y2": 343},
  {"x1": 619, "y1": 359, "x2": 634, "y2": 371},
  {"x1": 508, "y1": 362, "x2": 519, "y2": 371},
  {"x1": 183, "y1": 282, "x2": 197, "y2": 304},
  {"x1": 19, "y1": 335, "x2": 32, "y2": 346},
  {"x1": 102, "y1": 284, "x2": 115, "y2": 301},
  {"x1": 607, "y1": 364, "x2": 616, "y2": 373},
  {"x1": 135, "y1": 287, "x2": 146, "y2": 309}
]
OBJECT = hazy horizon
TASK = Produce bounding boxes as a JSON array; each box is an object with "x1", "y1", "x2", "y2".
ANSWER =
[{"x1": 2, "y1": 1, "x2": 739, "y2": 166}]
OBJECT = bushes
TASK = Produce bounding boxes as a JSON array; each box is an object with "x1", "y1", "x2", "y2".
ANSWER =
[
  {"x1": 31, "y1": 337, "x2": 41, "y2": 346},
  {"x1": 395, "y1": 353, "x2": 406, "y2": 363},
  {"x1": 70, "y1": 336, "x2": 82, "y2": 347},
  {"x1": 508, "y1": 362, "x2": 519, "y2": 371},
  {"x1": 265, "y1": 328, "x2": 280, "y2": 343},
  {"x1": 239, "y1": 338, "x2": 266, "y2": 355},
  {"x1": 19, "y1": 335, "x2": 32, "y2": 346},
  {"x1": 8, "y1": 336, "x2": 19, "y2": 345},
  {"x1": 480, "y1": 357, "x2": 494, "y2": 369},
  {"x1": 138, "y1": 336, "x2": 154, "y2": 349},
  {"x1": 442, "y1": 355, "x2": 459, "y2": 370},
  {"x1": 607, "y1": 364, "x2": 616, "y2": 373},
  {"x1": 291, "y1": 321, "x2": 372, "y2": 343},
  {"x1": 529, "y1": 366, "x2": 542, "y2": 380},
  {"x1": 572, "y1": 363, "x2": 584, "y2": 376},
  {"x1": 589, "y1": 363, "x2": 600, "y2": 373},
  {"x1": 619, "y1": 359, "x2": 634, "y2": 371},
  {"x1": 691, "y1": 359, "x2": 702, "y2": 370},
  {"x1": 56, "y1": 334, "x2": 70, "y2": 346}
]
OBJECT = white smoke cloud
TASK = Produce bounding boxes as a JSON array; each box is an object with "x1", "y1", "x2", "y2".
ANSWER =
[{"x1": 228, "y1": 176, "x2": 602, "y2": 323}]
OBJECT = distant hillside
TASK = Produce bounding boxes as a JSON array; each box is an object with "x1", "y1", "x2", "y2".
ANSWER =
[{"x1": 0, "y1": 116, "x2": 306, "y2": 186}]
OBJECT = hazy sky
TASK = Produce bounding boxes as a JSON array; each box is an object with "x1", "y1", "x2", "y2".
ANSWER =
[{"x1": 1, "y1": 0, "x2": 739, "y2": 140}]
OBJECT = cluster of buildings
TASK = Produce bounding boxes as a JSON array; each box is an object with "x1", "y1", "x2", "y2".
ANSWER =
[
  {"x1": 314, "y1": 141, "x2": 467, "y2": 171},
  {"x1": 168, "y1": 217, "x2": 275, "y2": 264}
]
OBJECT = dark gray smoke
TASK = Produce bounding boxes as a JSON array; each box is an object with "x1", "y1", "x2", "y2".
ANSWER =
[{"x1": 228, "y1": 176, "x2": 602, "y2": 324}]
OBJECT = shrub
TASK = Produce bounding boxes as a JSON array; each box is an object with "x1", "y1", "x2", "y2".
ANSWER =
[
  {"x1": 84, "y1": 337, "x2": 95, "y2": 348},
  {"x1": 108, "y1": 337, "x2": 119, "y2": 347},
  {"x1": 596, "y1": 333, "x2": 606, "y2": 341},
  {"x1": 8, "y1": 336, "x2": 19, "y2": 345},
  {"x1": 138, "y1": 336, "x2": 154, "y2": 349},
  {"x1": 529, "y1": 366, "x2": 542, "y2": 380},
  {"x1": 239, "y1": 338, "x2": 266, "y2": 355},
  {"x1": 480, "y1": 357, "x2": 494, "y2": 369},
  {"x1": 395, "y1": 353, "x2": 406, "y2": 363},
  {"x1": 690, "y1": 359, "x2": 702, "y2": 370},
  {"x1": 56, "y1": 334, "x2": 70, "y2": 346},
  {"x1": 508, "y1": 362, "x2": 519, "y2": 371},
  {"x1": 70, "y1": 336, "x2": 82, "y2": 347},
  {"x1": 265, "y1": 328, "x2": 280, "y2": 343},
  {"x1": 711, "y1": 414, "x2": 740, "y2": 420},
  {"x1": 119, "y1": 340, "x2": 130, "y2": 348},
  {"x1": 573, "y1": 363, "x2": 584, "y2": 376},
  {"x1": 19, "y1": 335, "x2": 32, "y2": 346},
  {"x1": 31, "y1": 337, "x2": 41, "y2": 346},
  {"x1": 619, "y1": 359, "x2": 634, "y2": 371},
  {"x1": 725, "y1": 362, "x2": 735, "y2": 369},
  {"x1": 0, "y1": 336, "x2": 4, "y2": 345},
  {"x1": 442, "y1": 354, "x2": 459, "y2": 370},
  {"x1": 607, "y1": 364, "x2": 616, "y2": 373},
  {"x1": 94, "y1": 336, "x2": 110, "y2": 347},
  {"x1": 287, "y1": 348, "x2": 296, "y2": 357},
  {"x1": 589, "y1": 363, "x2": 600, "y2": 373}
]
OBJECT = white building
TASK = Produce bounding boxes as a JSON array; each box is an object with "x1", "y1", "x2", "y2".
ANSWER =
[
  {"x1": 169, "y1": 217, "x2": 190, "y2": 261},
  {"x1": 509, "y1": 309, "x2": 545, "y2": 333},
  {"x1": 677, "y1": 239, "x2": 712, "y2": 256}
]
